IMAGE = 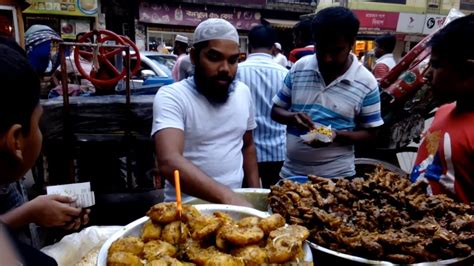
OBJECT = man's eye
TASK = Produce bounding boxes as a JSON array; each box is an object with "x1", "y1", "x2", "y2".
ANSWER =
[
  {"x1": 228, "y1": 57, "x2": 239, "y2": 64},
  {"x1": 206, "y1": 52, "x2": 220, "y2": 61}
]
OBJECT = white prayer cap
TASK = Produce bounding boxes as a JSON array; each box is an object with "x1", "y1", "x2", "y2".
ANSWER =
[
  {"x1": 274, "y1": 42, "x2": 282, "y2": 50},
  {"x1": 175, "y1": 34, "x2": 189, "y2": 44},
  {"x1": 193, "y1": 18, "x2": 239, "y2": 45}
]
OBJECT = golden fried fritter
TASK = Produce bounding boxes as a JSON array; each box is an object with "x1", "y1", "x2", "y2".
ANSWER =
[
  {"x1": 143, "y1": 240, "x2": 177, "y2": 261},
  {"x1": 266, "y1": 235, "x2": 302, "y2": 264},
  {"x1": 147, "y1": 203, "x2": 179, "y2": 224},
  {"x1": 213, "y1": 211, "x2": 233, "y2": 225},
  {"x1": 237, "y1": 217, "x2": 260, "y2": 228},
  {"x1": 188, "y1": 214, "x2": 222, "y2": 240},
  {"x1": 204, "y1": 254, "x2": 244, "y2": 266},
  {"x1": 142, "y1": 220, "x2": 162, "y2": 242},
  {"x1": 162, "y1": 221, "x2": 183, "y2": 245},
  {"x1": 231, "y1": 245, "x2": 267, "y2": 265},
  {"x1": 186, "y1": 244, "x2": 224, "y2": 265},
  {"x1": 269, "y1": 225, "x2": 309, "y2": 242},
  {"x1": 182, "y1": 205, "x2": 201, "y2": 223},
  {"x1": 215, "y1": 224, "x2": 230, "y2": 251},
  {"x1": 109, "y1": 236, "x2": 144, "y2": 256},
  {"x1": 146, "y1": 256, "x2": 184, "y2": 266},
  {"x1": 107, "y1": 251, "x2": 143, "y2": 266},
  {"x1": 258, "y1": 214, "x2": 285, "y2": 235},
  {"x1": 222, "y1": 224, "x2": 264, "y2": 246}
]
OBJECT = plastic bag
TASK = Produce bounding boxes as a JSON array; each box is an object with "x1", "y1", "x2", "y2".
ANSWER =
[{"x1": 41, "y1": 226, "x2": 122, "y2": 266}]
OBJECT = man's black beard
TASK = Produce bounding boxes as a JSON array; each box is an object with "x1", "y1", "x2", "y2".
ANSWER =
[{"x1": 194, "y1": 69, "x2": 234, "y2": 105}]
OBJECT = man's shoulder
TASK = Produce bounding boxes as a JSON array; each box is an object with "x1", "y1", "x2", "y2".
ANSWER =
[
  {"x1": 157, "y1": 79, "x2": 194, "y2": 96},
  {"x1": 238, "y1": 58, "x2": 288, "y2": 73},
  {"x1": 292, "y1": 55, "x2": 316, "y2": 71},
  {"x1": 349, "y1": 62, "x2": 378, "y2": 91},
  {"x1": 234, "y1": 80, "x2": 251, "y2": 92}
]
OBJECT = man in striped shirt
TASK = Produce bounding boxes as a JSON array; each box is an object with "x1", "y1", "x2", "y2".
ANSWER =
[
  {"x1": 271, "y1": 7, "x2": 384, "y2": 179},
  {"x1": 237, "y1": 25, "x2": 289, "y2": 188}
]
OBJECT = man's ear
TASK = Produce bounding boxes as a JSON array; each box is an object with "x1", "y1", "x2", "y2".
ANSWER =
[
  {"x1": 189, "y1": 47, "x2": 196, "y2": 66},
  {"x1": 2, "y1": 124, "x2": 24, "y2": 161}
]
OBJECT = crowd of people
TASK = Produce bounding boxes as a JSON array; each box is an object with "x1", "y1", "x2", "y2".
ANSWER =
[{"x1": 0, "y1": 5, "x2": 473, "y2": 265}]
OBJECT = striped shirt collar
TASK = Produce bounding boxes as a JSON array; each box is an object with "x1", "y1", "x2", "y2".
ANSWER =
[
  {"x1": 312, "y1": 53, "x2": 361, "y2": 85},
  {"x1": 246, "y1": 53, "x2": 273, "y2": 61}
]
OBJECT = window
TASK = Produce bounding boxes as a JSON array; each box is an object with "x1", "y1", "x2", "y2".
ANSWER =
[{"x1": 0, "y1": 5, "x2": 19, "y2": 42}]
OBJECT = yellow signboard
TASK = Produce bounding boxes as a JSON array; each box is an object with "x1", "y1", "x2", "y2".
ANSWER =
[{"x1": 24, "y1": 0, "x2": 98, "y2": 17}]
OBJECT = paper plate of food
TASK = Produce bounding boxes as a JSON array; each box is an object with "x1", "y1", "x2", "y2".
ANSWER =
[
  {"x1": 300, "y1": 123, "x2": 335, "y2": 143},
  {"x1": 97, "y1": 203, "x2": 313, "y2": 265}
]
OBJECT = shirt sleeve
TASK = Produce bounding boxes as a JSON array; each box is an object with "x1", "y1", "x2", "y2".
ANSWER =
[
  {"x1": 178, "y1": 56, "x2": 194, "y2": 81},
  {"x1": 272, "y1": 71, "x2": 293, "y2": 110},
  {"x1": 372, "y1": 63, "x2": 390, "y2": 80},
  {"x1": 151, "y1": 86, "x2": 185, "y2": 137},
  {"x1": 358, "y1": 87, "x2": 384, "y2": 128},
  {"x1": 245, "y1": 85, "x2": 257, "y2": 131},
  {"x1": 288, "y1": 50, "x2": 297, "y2": 63}
]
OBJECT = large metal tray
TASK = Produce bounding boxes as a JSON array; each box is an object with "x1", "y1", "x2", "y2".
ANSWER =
[
  {"x1": 183, "y1": 188, "x2": 270, "y2": 212},
  {"x1": 97, "y1": 204, "x2": 313, "y2": 265},
  {"x1": 269, "y1": 180, "x2": 473, "y2": 265},
  {"x1": 308, "y1": 241, "x2": 473, "y2": 266}
]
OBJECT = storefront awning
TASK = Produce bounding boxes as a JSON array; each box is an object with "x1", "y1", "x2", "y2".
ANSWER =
[{"x1": 264, "y1": 18, "x2": 299, "y2": 29}]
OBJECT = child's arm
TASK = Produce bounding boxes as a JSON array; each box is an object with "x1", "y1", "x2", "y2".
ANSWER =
[{"x1": 0, "y1": 194, "x2": 82, "y2": 229}]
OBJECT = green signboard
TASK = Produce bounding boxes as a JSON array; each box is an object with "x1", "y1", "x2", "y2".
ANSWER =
[{"x1": 24, "y1": 0, "x2": 98, "y2": 17}]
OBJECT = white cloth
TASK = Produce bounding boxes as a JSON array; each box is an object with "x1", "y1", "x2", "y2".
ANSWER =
[
  {"x1": 375, "y1": 53, "x2": 396, "y2": 71},
  {"x1": 193, "y1": 18, "x2": 239, "y2": 45},
  {"x1": 273, "y1": 53, "x2": 288, "y2": 68},
  {"x1": 151, "y1": 78, "x2": 257, "y2": 202}
]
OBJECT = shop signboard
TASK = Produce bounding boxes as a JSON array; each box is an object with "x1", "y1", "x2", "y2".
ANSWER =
[
  {"x1": 60, "y1": 18, "x2": 91, "y2": 39},
  {"x1": 139, "y1": 2, "x2": 261, "y2": 31},
  {"x1": 23, "y1": 0, "x2": 98, "y2": 17},
  {"x1": 198, "y1": 0, "x2": 266, "y2": 5},
  {"x1": 422, "y1": 14, "x2": 446, "y2": 35},
  {"x1": 267, "y1": 0, "x2": 315, "y2": 5},
  {"x1": 460, "y1": 0, "x2": 474, "y2": 11},
  {"x1": 353, "y1": 10, "x2": 399, "y2": 32},
  {"x1": 362, "y1": 0, "x2": 407, "y2": 4},
  {"x1": 396, "y1": 13, "x2": 424, "y2": 34}
]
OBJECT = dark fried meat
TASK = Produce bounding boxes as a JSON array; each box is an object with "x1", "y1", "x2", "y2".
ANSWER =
[{"x1": 269, "y1": 166, "x2": 474, "y2": 263}]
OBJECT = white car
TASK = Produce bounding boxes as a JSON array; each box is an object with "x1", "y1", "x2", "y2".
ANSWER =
[{"x1": 120, "y1": 52, "x2": 176, "y2": 93}]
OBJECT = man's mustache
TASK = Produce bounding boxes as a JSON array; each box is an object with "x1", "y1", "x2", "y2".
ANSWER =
[{"x1": 210, "y1": 74, "x2": 233, "y2": 82}]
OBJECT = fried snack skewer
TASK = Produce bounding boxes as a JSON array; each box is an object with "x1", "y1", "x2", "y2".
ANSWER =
[{"x1": 174, "y1": 169, "x2": 182, "y2": 218}]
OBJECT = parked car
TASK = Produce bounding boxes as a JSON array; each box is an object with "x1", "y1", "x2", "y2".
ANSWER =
[{"x1": 117, "y1": 52, "x2": 177, "y2": 94}]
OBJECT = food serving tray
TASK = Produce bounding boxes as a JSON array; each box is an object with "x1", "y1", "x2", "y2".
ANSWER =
[
  {"x1": 97, "y1": 204, "x2": 313, "y2": 265},
  {"x1": 308, "y1": 241, "x2": 473, "y2": 266}
]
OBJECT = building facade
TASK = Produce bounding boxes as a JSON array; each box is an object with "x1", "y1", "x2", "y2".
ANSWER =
[
  {"x1": 317, "y1": 0, "x2": 472, "y2": 60},
  {"x1": 100, "y1": 0, "x2": 315, "y2": 55}
]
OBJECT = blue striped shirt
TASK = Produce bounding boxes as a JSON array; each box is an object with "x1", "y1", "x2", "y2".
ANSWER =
[
  {"x1": 272, "y1": 54, "x2": 384, "y2": 178},
  {"x1": 237, "y1": 53, "x2": 289, "y2": 162}
]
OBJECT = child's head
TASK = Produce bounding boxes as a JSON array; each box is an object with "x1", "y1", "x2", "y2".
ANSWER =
[
  {"x1": 0, "y1": 41, "x2": 42, "y2": 185},
  {"x1": 425, "y1": 15, "x2": 474, "y2": 104}
]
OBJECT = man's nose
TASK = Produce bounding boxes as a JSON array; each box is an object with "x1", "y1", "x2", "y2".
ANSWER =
[{"x1": 219, "y1": 61, "x2": 230, "y2": 73}]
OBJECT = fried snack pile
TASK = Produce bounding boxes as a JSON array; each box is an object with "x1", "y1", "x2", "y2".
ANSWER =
[
  {"x1": 107, "y1": 203, "x2": 310, "y2": 266},
  {"x1": 269, "y1": 167, "x2": 474, "y2": 264}
]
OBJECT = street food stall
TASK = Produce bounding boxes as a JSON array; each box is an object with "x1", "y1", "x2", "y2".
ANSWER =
[{"x1": 35, "y1": 11, "x2": 474, "y2": 265}]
